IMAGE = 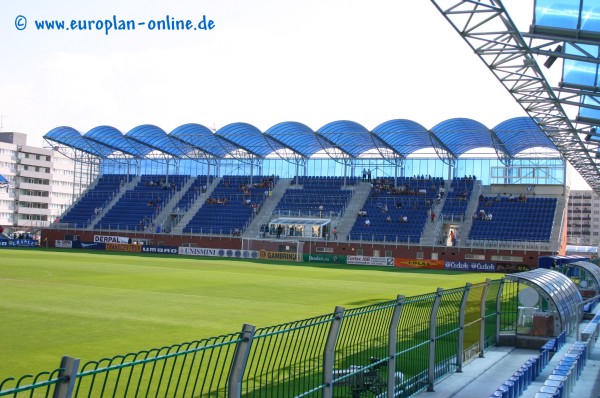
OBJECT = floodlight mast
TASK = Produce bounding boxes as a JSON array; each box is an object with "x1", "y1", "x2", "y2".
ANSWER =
[{"x1": 429, "y1": 0, "x2": 600, "y2": 193}]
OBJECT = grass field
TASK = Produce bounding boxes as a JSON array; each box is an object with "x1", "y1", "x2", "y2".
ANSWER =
[{"x1": 0, "y1": 248, "x2": 505, "y2": 381}]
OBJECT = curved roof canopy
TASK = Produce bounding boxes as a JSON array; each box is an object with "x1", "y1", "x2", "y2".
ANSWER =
[
  {"x1": 493, "y1": 117, "x2": 556, "y2": 157},
  {"x1": 568, "y1": 261, "x2": 600, "y2": 294},
  {"x1": 170, "y1": 123, "x2": 234, "y2": 158},
  {"x1": 505, "y1": 268, "x2": 582, "y2": 336},
  {"x1": 217, "y1": 122, "x2": 288, "y2": 158},
  {"x1": 44, "y1": 117, "x2": 559, "y2": 161},
  {"x1": 266, "y1": 121, "x2": 326, "y2": 158},
  {"x1": 85, "y1": 126, "x2": 151, "y2": 158},
  {"x1": 432, "y1": 118, "x2": 496, "y2": 157},
  {"x1": 372, "y1": 119, "x2": 441, "y2": 157},
  {"x1": 45, "y1": 126, "x2": 115, "y2": 157},
  {"x1": 125, "y1": 125, "x2": 187, "y2": 158}
]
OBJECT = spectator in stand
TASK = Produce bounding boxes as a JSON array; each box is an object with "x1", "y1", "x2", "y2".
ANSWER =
[
  {"x1": 430, "y1": 212, "x2": 436, "y2": 223},
  {"x1": 332, "y1": 226, "x2": 338, "y2": 240},
  {"x1": 319, "y1": 204, "x2": 324, "y2": 218},
  {"x1": 386, "y1": 215, "x2": 392, "y2": 223},
  {"x1": 479, "y1": 209, "x2": 486, "y2": 220},
  {"x1": 364, "y1": 218, "x2": 371, "y2": 227}
]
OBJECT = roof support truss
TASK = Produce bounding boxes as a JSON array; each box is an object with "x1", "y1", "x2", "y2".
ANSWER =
[{"x1": 429, "y1": 0, "x2": 600, "y2": 192}]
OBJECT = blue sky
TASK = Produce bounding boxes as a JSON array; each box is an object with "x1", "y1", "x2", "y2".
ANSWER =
[{"x1": 0, "y1": 0, "x2": 590, "y2": 188}]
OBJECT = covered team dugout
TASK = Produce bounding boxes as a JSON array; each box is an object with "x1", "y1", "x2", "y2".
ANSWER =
[
  {"x1": 561, "y1": 261, "x2": 600, "y2": 309},
  {"x1": 503, "y1": 269, "x2": 582, "y2": 344}
]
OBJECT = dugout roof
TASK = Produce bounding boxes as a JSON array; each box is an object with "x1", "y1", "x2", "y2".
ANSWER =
[
  {"x1": 569, "y1": 261, "x2": 600, "y2": 293},
  {"x1": 44, "y1": 116, "x2": 557, "y2": 161},
  {"x1": 505, "y1": 268, "x2": 582, "y2": 335}
]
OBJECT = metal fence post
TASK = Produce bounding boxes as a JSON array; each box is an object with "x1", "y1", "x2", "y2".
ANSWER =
[
  {"x1": 456, "y1": 283, "x2": 472, "y2": 372},
  {"x1": 323, "y1": 306, "x2": 345, "y2": 398},
  {"x1": 479, "y1": 279, "x2": 491, "y2": 357},
  {"x1": 387, "y1": 295, "x2": 405, "y2": 398},
  {"x1": 52, "y1": 356, "x2": 80, "y2": 398},
  {"x1": 427, "y1": 288, "x2": 444, "y2": 392},
  {"x1": 495, "y1": 279, "x2": 505, "y2": 344},
  {"x1": 228, "y1": 323, "x2": 256, "y2": 398}
]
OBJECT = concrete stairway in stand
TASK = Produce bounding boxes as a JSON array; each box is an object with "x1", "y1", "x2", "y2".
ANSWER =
[{"x1": 170, "y1": 177, "x2": 221, "y2": 234}]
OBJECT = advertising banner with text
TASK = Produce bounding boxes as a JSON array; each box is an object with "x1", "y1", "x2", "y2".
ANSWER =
[
  {"x1": 444, "y1": 261, "x2": 497, "y2": 272},
  {"x1": 141, "y1": 246, "x2": 178, "y2": 255},
  {"x1": 347, "y1": 256, "x2": 394, "y2": 267},
  {"x1": 179, "y1": 247, "x2": 259, "y2": 259},
  {"x1": 55, "y1": 240, "x2": 73, "y2": 249},
  {"x1": 495, "y1": 263, "x2": 533, "y2": 273},
  {"x1": 258, "y1": 250, "x2": 298, "y2": 262},
  {"x1": 72, "y1": 241, "x2": 106, "y2": 250},
  {"x1": 303, "y1": 254, "x2": 347, "y2": 264},
  {"x1": 106, "y1": 243, "x2": 142, "y2": 253},
  {"x1": 0, "y1": 239, "x2": 38, "y2": 247},
  {"x1": 94, "y1": 235, "x2": 129, "y2": 244},
  {"x1": 394, "y1": 258, "x2": 444, "y2": 269}
]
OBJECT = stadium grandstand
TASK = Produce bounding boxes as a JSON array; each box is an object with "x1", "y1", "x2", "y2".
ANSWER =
[
  {"x1": 41, "y1": 115, "x2": 569, "y2": 268},
  {"x1": 5, "y1": 1, "x2": 600, "y2": 397}
]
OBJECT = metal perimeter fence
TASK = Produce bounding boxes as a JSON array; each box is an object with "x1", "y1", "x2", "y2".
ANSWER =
[{"x1": 0, "y1": 279, "x2": 511, "y2": 398}]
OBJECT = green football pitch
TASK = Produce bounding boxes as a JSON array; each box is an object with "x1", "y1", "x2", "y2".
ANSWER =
[{"x1": 0, "y1": 248, "x2": 504, "y2": 380}]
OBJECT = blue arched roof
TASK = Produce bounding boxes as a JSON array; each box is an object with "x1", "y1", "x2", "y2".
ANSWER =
[
  {"x1": 372, "y1": 119, "x2": 438, "y2": 157},
  {"x1": 44, "y1": 117, "x2": 560, "y2": 161},
  {"x1": 125, "y1": 125, "x2": 186, "y2": 158},
  {"x1": 317, "y1": 120, "x2": 388, "y2": 158},
  {"x1": 85, "y1": 126, "x2": 150, "y2": 158},
  {"x1": 170, "y1": 123, "x2": 233, "y2": 158},
  {"x1": 217, "y1": 122, "x2": 286, "y2": 158},
  {"x1": 431, "y1": 118, "x2": 492, "y2": 156},
  {"x1": 493, "y1": 117, "x2": 556, "y2": 157},
  {"x1": 45, "y1": 126, "x2": 114, "y2": 157},
  {"x1": 265, "y1": 121, "x2": 326, "y2": 158}
]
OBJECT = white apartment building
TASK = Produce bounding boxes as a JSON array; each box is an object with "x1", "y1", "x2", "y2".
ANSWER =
[
  {"x1": 0, "y1": 132, "x2": 93, "y2": 232},
  {"x1": 567, "y1": 189, "x2": 600, "y2": 247}
]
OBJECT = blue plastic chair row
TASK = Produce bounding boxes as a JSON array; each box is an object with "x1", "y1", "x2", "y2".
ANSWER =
[
  {"x1": 580, "y1": 313, "x2": 600, "y2": 342},
  {"x1": 490, "y1": 336, "x2": 557, "y2": 398},
  {"x1": 536, "y1": 337, "x2": 590, "y2": 398}
]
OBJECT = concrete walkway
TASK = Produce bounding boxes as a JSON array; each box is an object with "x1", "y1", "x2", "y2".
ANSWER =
[{"x1": 414, "y1": 334, "x2": 600, "y2": 397}]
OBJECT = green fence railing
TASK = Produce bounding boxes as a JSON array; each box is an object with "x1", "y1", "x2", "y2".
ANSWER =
[{"x1": 0, "y1": 279, "x2": 506, "y2": 398}]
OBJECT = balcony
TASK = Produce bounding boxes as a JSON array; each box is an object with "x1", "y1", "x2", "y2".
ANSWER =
[
  {"x1": 17, "y1": 194, "x2": 50, "y2": 204},
  {"x1": 18, "y1": 158, "x2": 51, "y2": 168},
  {"x1": 14, "y1": 219, "x2": 50, "y2": 228},
  {"x1": 19, "y1": 169, "x2": 51, "y2": 180},
  {"x1": 19, "y1": 182, "x2": 51, "y2": 191},
  {"x1": 17, "y1": 206, "x2": 49, "y2": 216}
]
